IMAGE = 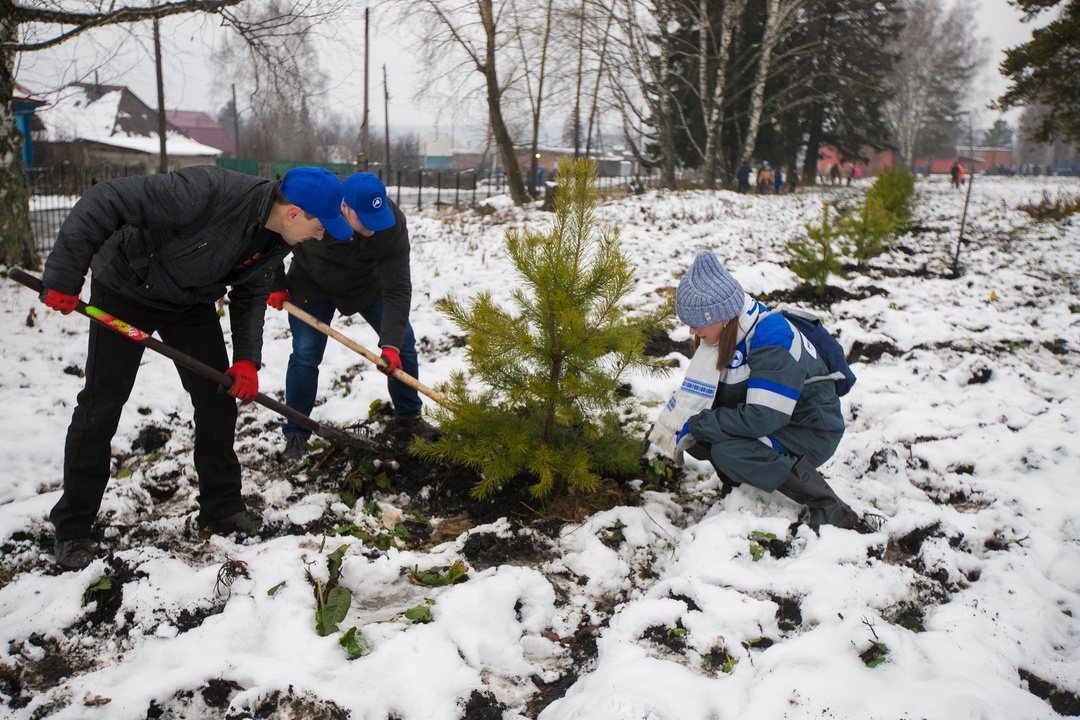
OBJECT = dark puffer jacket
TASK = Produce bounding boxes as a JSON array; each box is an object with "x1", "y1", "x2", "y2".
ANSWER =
[
  {"x1": 41, "y1": 166, "x2": 288, "y2": 365},
  {"x1": 274, "y1": 198, "x2": 412, "y2": 350}
]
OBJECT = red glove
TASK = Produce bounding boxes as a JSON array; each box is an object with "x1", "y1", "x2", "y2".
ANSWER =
[
  {"x1": 40, "y1": 288, "x2": 79, "y2": 315},
  {"x1": 266, "y1": 290, "x2": 289, "y2": 311},
  {"x1": 224, "y1": 360, "x2": 259, "y2": 402},
  {"x1": 379, "y1": 347, "x2": 402, "y2": 375}
]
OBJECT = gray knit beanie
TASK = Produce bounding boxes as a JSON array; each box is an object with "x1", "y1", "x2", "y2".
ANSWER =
[{"x1": 675, "y1": 251, "x2": 745, "y2": 327}]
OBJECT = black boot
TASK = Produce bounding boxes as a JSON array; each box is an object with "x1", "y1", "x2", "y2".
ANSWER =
[{"x1": 777, "y1": 459, "x2": 860, "y2": 531}]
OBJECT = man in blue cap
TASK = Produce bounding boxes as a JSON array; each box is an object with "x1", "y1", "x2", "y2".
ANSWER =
[
  {"x1": 39, "y1": 165, "x2": 349, "y2": 570},
  {"x1": 268, "y1": 172, "x2": 428, "y2": 464}
]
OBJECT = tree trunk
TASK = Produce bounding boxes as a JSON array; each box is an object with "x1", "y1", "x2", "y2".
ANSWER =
[
  {"x1": 572, "y1": 0, "x2": 586, "y2": 158},
  {"x1": 802, "y1": 101, "x2": 824, "y2": 186},
  {"x1": 0, "y1": 11, "x2": 39, "y2": 270},
  {"x1": 584, "y1": 5, "x2": 614, "y2": 163},
  {"x1": 656, "y1": 4, "x2": 677, "y2": 189},
  {"x1": 527, "y1": 0, "x2": 554, "y2": 197},
  {"x1": 701, "y1": 0, "x2": 745, "y2": 187},
  {"x1": 739, "y1": 0, "x2": 782, "y2": 166},
  {"x1": 480, "y1": 0, "x2": 526, "y2": 205}
]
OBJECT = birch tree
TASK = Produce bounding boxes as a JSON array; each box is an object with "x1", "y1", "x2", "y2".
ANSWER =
[
  {"x1": 737, "y1": 0, "x2": 805, "y2": 168},
  {"x1": 697, "y1": 0, "x2": 747, "y2": 186},
  {"x1": 605, "y1": 0, "x2": 682, "y2": 188},
  {"x1": 883, "y1": 0, "x2": 983, "y2": 169}
]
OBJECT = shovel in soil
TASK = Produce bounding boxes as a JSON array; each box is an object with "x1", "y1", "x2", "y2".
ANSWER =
[
  {"x1": 9, "y1": 268, "x2": 382, "y2": 453},
  {"x1": 282, "y1": 300, "x2": 456, "y2": 411}
]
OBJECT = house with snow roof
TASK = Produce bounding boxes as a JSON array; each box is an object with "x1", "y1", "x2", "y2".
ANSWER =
[
  {"x1": 33, "y1": 83, "x2": 222, "y2": 173},
  {"x1": 166, "y1": 109, "x2": 236, "y2": 158}
]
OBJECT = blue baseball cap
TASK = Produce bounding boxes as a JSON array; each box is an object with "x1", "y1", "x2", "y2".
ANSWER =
[
  {"x1": 344, "y1": 172, "x2": 396, "y2": 233},
  {"x1": 280, "y1": 167, "x2": 352, "y2": 240}
]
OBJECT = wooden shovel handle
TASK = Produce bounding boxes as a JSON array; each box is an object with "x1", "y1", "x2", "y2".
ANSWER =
[{"x1": 282, "y1": 300, "x2": 455, "y2": 411}]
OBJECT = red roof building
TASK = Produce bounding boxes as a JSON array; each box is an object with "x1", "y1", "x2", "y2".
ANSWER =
[{"x1": 165, "y1": 110, "x2": 236, "y2": 157}]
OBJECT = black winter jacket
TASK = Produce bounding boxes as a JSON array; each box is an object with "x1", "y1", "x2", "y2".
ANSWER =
[
  {"x1": 273, "y1": 198, "x2": 412, "y2": 350},
  {"x1": 41, "y1": 166, "x2": 289, "y2": 365}
]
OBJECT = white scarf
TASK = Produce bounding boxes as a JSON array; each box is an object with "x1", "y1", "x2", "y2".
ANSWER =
[
  {"x1": 648, "y1": 295, "x2": 760, "y2": 465},
  {"x1": 646, "y1": 341, "x2": 721, "y2": 465}
]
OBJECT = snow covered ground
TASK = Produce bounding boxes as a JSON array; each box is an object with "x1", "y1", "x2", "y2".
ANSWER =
[{"x1": 1, "y1": 173, "x2": 1079, "y2": 719}]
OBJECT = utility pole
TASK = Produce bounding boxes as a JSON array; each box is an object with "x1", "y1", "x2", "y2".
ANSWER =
[
  {"x1": 383, "y1": 64, "x2": 391, "y2": 173},
  {"x1": 231, "y1": 84, "x2": 241, "y2": 159},
  {"x1": 359, "y1": 7, "x2": 370, "y2": 169},
  {"x1": 153, "y1": 13, "x2": 167, "y2": 173}
]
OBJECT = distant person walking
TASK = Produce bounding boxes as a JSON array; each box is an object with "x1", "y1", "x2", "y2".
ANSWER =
[
  {"x1": 950, "y1": 160, "x2": 965, "y2": 189},
  {"x1": 736, "y1": 161, "x2": 752, "y2": 194},
  {"x1": 756, "y1": 162, "x2": 775, "y2": 194}
]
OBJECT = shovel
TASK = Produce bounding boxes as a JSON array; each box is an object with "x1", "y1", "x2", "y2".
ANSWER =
[
  {"x1": 9, "y1": 268, "x2": 382, "y2": 453},
  {"x1": 282, "y1": 300, "x2": 455, "y2": 411}
]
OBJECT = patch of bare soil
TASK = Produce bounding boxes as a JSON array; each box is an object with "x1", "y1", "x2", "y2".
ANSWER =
[{"x1": 760, "y1": 284, "x2": 885, "y2": 308}]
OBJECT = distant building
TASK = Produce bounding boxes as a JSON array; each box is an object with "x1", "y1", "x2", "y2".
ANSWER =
[
  {"x1": 33, "y1": 82, "x2": 221, "y2": 172},
  {"x1": 916, "y1": 146, "x2": 1014, "y2": 175},
  {"x1": 166, "y1": 110, "x2": 236, "y2": 157},
  {"x1": 13, "y1": 82, "x2": 47, "y2": 167},
  {"x1": 815, "y1": 146, "x2": 896, "y2": 177},
  {"x1": 420, "y1": 132, "x2": 454, "y2": 170}
]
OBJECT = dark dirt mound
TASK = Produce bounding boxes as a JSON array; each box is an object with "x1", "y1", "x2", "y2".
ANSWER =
[{"x1": 290, "y1": 419, "x2": 640, "y2": 535}]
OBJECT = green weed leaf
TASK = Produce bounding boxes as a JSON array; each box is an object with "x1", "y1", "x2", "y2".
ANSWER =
[{"x1": 81, "y1": 577, "x2": 112, "y2": 607}]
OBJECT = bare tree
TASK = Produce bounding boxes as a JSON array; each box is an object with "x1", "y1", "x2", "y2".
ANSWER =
[
  {"x1": 510, "y1": 0, "x2": 555, "y2": 195},
  {"x1": 736, "y1": 0, "x2": 805, "y2": 170},
  {"x1": 211, "y1": 1, "x2": 337, "y2": 162},
  {"x1": 398, "y1": 0, "x2": 529, "y2": 205},
  {"x1": 604, "y1": 0, "x2": 683, "y2": 188},
  {"x1": 1, "y1": 0, "x2": 249, "y2": 268},
  {"x1": 883, "y1": 0, "x2": 985, "y2": 169},
  {"x1": 697, "y1": 0, "x2": 748, "y2": 186},
  {"x1": 0, "y1": 0, "x2": 348, "y2": 268}
]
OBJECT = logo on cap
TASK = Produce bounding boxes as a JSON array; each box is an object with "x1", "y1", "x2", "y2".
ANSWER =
[{"x1": 372, "y1": 197, "x2": 383, "y2": 209}]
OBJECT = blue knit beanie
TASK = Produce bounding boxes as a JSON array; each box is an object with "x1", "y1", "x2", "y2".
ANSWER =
[{"x1": 675, "y1": 251, "x2": 745, "y2": 327}]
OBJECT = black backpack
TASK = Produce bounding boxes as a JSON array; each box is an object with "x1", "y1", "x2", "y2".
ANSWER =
[{"x1": 780, "y1": 309, "x2": 858, "y2": 396}]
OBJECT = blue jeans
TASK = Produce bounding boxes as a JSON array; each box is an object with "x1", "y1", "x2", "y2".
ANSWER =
[{"x1": 282, "y1": 298, "x2": 422, "y2": 439}]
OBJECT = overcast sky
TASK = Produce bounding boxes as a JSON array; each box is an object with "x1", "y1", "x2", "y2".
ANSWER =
[{"x1": 15, "y1": 0, "x2": 1048, "y2": 140}]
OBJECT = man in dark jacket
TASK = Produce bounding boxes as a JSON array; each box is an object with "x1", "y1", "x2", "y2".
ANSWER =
[
  {"x1": 736, "y1": 161, "x2": 752, "y2": 193},
  {"x1": 39, "y1": 165, "x2": 350, "y2": 570},
  {"x1": 268, "y1": 172, "x2": 425, "y2": 464}
]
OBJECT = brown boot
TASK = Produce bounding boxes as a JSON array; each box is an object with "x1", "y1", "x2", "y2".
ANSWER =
[{"x1": 777, "y1": 459, "x2": 860, "y2": 531}]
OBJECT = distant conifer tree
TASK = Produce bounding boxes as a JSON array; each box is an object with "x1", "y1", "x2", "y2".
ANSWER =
[{"x1": 413, "y1": 158, "x2": 672, "y2": 500}]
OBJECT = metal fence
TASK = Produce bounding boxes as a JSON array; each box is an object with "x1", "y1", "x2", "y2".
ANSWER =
[
  {"x1": 28, "y1": 165, "x2": 145, "y2": 251},
  {"x1": 27, "y1": 163, "x2": 661, "y2": 252}
]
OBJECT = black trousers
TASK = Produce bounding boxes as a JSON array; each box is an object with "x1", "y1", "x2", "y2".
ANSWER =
[{"x1": 51, "y1": 281, "x2": 245, "y2": 540}]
